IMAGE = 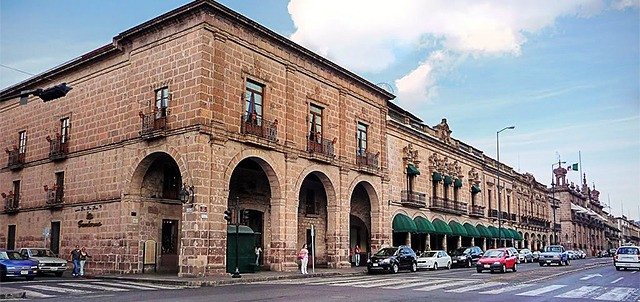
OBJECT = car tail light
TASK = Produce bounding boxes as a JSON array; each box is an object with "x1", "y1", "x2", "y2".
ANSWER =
[{"x1": 613, "y1": 254, "x2": 618, "y2": 260}]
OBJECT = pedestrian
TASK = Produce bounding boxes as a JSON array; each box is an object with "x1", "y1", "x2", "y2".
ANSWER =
[
  {"x1": 79, "y1": 247, "x2": 91, "y2": 276},
  {"x1": 255, "y1": 245, "x2": 262, "y2": 266},
  {"x1": 354, "y1": 245, "x2": 361, "y2": 267},
  {"x1": 298, "y1": 243, "x2": 309, "y2": 275},
  {"x1": 70, "y1": 245, "x2": 81, "y2": 277}
]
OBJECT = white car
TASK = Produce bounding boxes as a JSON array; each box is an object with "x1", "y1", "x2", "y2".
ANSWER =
[
  {"x1": 614, "y1": 245, "x2": 640, "y2": 271},
  {"x1": 19, "y1": 248, "x2": 68, "y2": 277},
  {"x1": 417, "y1": 250, "x2": 451, "y2": 270}
]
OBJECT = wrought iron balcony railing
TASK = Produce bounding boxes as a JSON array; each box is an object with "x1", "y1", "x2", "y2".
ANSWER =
[
  {"x1": 430, "y1": 197, "x2": 468, "y2": 215},
  {"x1": 356, "y1": 150, "x2": 379, "y2": 170},
  {"x1": 470, "y1": 205, "x2": 485, "y2": 217},
  {"x1": 6, "y1": 149, "x2": 25, "y2": 170},
  {"x1": 47, "y1": 135, "x2": 69, "y2": 161},
  {"x1": 307, "y1": 136, "x2": 335, "y2": 158},
  {"x1": 401, "y1": 190, "x2": 426, "y2": 208},
  {"x1": 240, "y1": 114, "x2": 278, "y2": 142},
  {"x1": 139, "y1": 110, "x2": 168, "y2": 139},
  {"x1": 4, "y1": 195, "x2": 19, "y2": 212},
  {"x1": 46, "y1": 187, "x2": 64, "y2": 208}
]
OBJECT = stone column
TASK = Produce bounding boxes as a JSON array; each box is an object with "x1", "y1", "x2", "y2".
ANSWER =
[{"x1": 268, "y1": 197, "x2": 298, "y2": 272}]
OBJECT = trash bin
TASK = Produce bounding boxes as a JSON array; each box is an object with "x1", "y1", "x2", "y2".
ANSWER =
[{"x1": 226, "y1": 225, "x2": 257, "y2": 273}]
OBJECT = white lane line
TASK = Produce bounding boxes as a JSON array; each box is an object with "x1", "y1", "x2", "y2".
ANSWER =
[
  {"x1": 332, "y1": 277, "x2": 400, "y2": 287},
  {"x1": 23, "y1": 284, "x2": 92, "y2": 294},
  {"x1": 21, "y1": 289, "x2": 56, "y2": 298},
  {"x1": 111, "y1": 281, "x2": 180, "y2": 289},
  {"x1": 610, "y1": 277, "x2": 624, "y2": 284},
  {"x1": 446, "y1": 282, "x2": 506, "y2": 293},
  {"x1": 62, "y1": 282, "x2": 130, "y2": 291},
  {"x1": 308, "y1": 276, "x2": 381, "y2": 285},
  {"x1": 384, "y1": 280, "x2": 439, "y2": 290},
  {"x1": 594, "y1": 287, "x2": 639, "y2": 301},
  {"x1": 354, "y1": 278, "x2": 412, "y2": 288},
  {"x1": 414, "y1": 280, "x2": 475, "y2": 291},
  {"x1": 516, "y1": 284, "x2": 567, "y2": 296},
  {"x1": 479, "y1": 283, "x2": 534, "y2": 294},
  {"x1": 555, "y1": 286, "x2": 602, "y2": 299}
]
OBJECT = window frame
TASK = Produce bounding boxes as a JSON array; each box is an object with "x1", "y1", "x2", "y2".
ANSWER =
[
  {"x1": 244, "y1": 79, "x2": 264, "y2": 125},
  {"x1": 60, "y1": 117, "x2": 70, "y2": 143},
  {"x1": 309, "y1": 104, "x2": 323, "y2": 143},
  {"x1": 155, "y1": 87, "x2": 169, "y2": 119},
  {"x1": 18, "y1": 131, "x2": 27, "y2": 154},
  {"x1": 356, "y1": 122, "x2": 368, "y2": 157}
]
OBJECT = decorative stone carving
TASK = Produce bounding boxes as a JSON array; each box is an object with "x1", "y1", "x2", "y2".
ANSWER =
[
  {"x1": 434, "y1": 118, "x2": 452, "y2": 145},
  {"x1": 403, "y1": 144, "x2": 420, "y2": 167},
  {"x1": 468, "y1": 167, "x2": 480, "y2": 182}
]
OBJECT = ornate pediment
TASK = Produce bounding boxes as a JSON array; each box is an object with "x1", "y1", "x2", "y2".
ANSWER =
[{"x1": 403, "y1": 144, "x2": 420, "y2": 167}]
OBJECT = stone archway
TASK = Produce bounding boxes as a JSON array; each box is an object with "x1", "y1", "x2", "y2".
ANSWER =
[{"x1": 349, "y1": 182, "x2": 373, "y2": 267}]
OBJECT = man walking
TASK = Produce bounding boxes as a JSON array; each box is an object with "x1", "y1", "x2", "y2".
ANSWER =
[{"x1": 70, "y1": 245, "x2": 81, "y2": 277}]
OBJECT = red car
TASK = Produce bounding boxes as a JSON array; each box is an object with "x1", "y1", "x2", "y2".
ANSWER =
[{"x1": 476, "y1": 248, "x2": 518, "y2": 273}]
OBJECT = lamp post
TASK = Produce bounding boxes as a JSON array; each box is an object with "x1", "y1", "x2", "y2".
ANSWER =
[
  {"x1": 496, "y1": 126, "x2": 515, "y2": 248},
  {"x1": 551, "y1": 161, "x2": 565, "y2": 245}
]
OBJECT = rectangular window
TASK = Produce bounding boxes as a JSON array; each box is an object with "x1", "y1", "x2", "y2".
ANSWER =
[
  {"x1": 488, "y1": 189, "x2": 492, "y2": 210},
  {"x1": 309, "y1": 104, "x2": 323, "y2": 142},
  {"x1": 244, "y1": 80, "x2": 264, "y2": 125},
  {"x1": 18, "y1": 131, "x2": 27, "y2": 154},
  {"x1": 155, "y1": 87, "x2": 169, "y2": 119},
  {"x1": 60, "y1": 117, "x2": 70, "y2": 143},
  {"x1": 356, "y1": 123, "x2": 368, "y2": 156},
  {"x1": 12, "y1": 180, "x2": 20, "y2": 207}
]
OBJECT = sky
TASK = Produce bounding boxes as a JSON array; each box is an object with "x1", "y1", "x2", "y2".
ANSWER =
[{"x1": 1, "y1": 0, "x2": 638, "y2": 220}]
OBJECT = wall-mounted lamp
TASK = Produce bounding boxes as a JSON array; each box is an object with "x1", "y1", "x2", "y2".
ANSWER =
[{"x1": 179, "y1": 183, "x2": 194, "y2": 205}]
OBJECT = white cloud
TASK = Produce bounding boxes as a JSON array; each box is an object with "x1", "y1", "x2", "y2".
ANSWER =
[{"x1": 287, "y1": 0, "x2": 613, "y2": 103}]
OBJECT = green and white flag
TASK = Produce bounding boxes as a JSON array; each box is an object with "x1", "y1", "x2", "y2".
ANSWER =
[{"x1": 567, "y1": 163, "x2": 578, "y2": 171}]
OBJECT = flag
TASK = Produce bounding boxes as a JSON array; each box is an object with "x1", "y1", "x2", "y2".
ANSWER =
[{"x1": 567, "y1": 163, "x2": 578, "y2": 171}]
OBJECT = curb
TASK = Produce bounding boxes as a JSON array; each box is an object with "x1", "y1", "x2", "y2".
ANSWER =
[{"x1": 0, "y1": 289, "x2": 26, "y2": 300}]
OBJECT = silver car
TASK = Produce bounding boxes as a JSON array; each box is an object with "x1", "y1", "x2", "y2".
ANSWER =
[
  {"x1": 518, "y1": 248, "x2": 534, "y2": 263},
  {"x1": 19, "y1": 248, "x2": 68, "y2": 277}
]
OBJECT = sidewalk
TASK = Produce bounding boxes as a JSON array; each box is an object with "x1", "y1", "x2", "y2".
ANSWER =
[{"x1": 0, "y1": 266, "x2": 367, "y2": 299}]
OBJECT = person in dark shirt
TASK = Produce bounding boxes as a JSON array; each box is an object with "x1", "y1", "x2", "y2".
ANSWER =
[{"x1": 70, "y1": 245, "x2": 81, "y2": 277}]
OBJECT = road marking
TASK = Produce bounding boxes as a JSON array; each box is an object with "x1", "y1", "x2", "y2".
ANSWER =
[
  {"x1": 610, "y1": 277, "x2": 623, "y2": 284},
  {"x1": 478, "y1": 283, "x2": 534, "y2": 294},
  {"x1": 593, "y1": 287, "x2": 639, "y2": 301},
  {"x1": 555, "y1": 286, "x2": 601, "y2": 299},
  {"x1": 384, "y1": 280, "x2": 439, "y2": 289},
  {"x1": 21, "y1": 289, "x2": 56, "y2": 298},
  {"x1": 309, "y1": 275, "x2": 381, "y2": 285},
  {"x1": 111, "y1": 281, "x2": 181, "y2": 289},
  {"x1": 580, "y1": 273, "x2": 603, "y2": 280},
  {"x1": 445, "y1": 281, "x2": 506, "y2": 293},
  {"x1": 332, "y1": 277, "x2": 399, "y2": 287},
  {"x1": 23, "y1": 284, "x2": 92, "y2": 294},
  {"x1": 95, "y1": 282, "x2": 159, "y2": 290},
  {"x1": 414, "y1": 280, "x2": 475, "y2": 291},
  {"x1": 516, "y1": 284, "x2": 566, "y2": 296},
  {"x1": 62, "y1": 282, "x2": 130, "y2": 291},
  {"x1": 354, "y1": 278, "x2": 412, "y2": 288}
]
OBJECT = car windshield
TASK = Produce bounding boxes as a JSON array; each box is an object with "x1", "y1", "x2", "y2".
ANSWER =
[
  {"x1": 0, "y1": 251, "x2": 27, "y2": 260},
  {"x1": 374, "y1": 248, "x2": 398, "y2": 257},
  {"x1": 421, "y1": 251, "x2": 437, "y2": 258},
  {"x1": 32, "y1": 249, "x2": 56, "y2": 257},
  {"x1": 483, "y1": 250, "x2": 504, "y2": 258},
  {"x1": 451, "y1": 248, "x2": 469, "y2": 256},
  {"x1": 544, "y1": 246, "x2": 562, "y2": 253}
]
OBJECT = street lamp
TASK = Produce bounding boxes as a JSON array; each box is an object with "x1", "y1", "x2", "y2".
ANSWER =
[
  {"x1": 0, "y1": 83, "x2": 73, "y2": 103},
  {"x1": 496, "y1": 125, "x2": 515, "y2": 248},
  {"x1": 551, "y1": 161, "x2": 565, "y2": 245}
]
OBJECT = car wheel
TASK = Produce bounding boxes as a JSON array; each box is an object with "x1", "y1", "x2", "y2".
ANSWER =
[
  {"x1": 433, "y1": 263, "x2": 438, "y2": 271},
  {"x1": 476, "y1": 268, "x2": 482, "y2": 273},
  {"x1": 447, "y1": 262, "x2": 451, "y2": 270},
  {"x1": 55, "y1": 272, "x2": 63, "y2": 277},
  {"x1": 0, "y1": 272, "x2": 7, "y2": 282},
  {"x1": 391, "y1": 263, "x2": 399, "y2": 274},
  {"x1": 501, "y1": 264, "x2": 506, "y2": 273},
  {"x1": 25, "y1": 276, "x2": 35, "y2": 281},
  {"x1": 411, "y1": 262, "x2": 417, "y2": 272},
  {"x1": 512, "y1": 263, "x2": 517, "y2": 272},
  {"x1": 539, "y1": 262, "x2": 544, "y2": 266},
  {"x1": 615, "y1": 266, "x2": 621, "y2": 271}
]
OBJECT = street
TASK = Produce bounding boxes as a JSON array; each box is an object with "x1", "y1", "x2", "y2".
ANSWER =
[{"x1": 1, "y1": 258, "x2": 637, "y2": 301}]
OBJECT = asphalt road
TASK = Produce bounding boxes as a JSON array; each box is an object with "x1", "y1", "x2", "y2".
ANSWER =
[{"x1": 2, "y1": 258, "x2": 637, "y2": 302}]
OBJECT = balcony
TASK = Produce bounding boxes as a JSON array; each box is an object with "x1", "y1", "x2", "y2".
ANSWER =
[
  {"x1": 429, "y1": 197, "x2": 468, "y2": 215},
  {"x1": 520, "y1": 215, "x2": 551, "y2": 229},
  {"x1": 47, "y1": 135, "x2": 69, "y2": 161},
  {"x1": 356, "y1": 150, "x2": 379, "y2": 173},
  {"x1": 400, "y1": 190, "x2": 426, "y2": 208},
  {"x1": 45, "y1": 186, "x2": 64, "y2": 209},
  {"x1": 469, "y1": 205, "x2": 485, "y2": 217},
  {"x1": 6, "y1": 148, "x2": 25, "y2": 170},
  {"x1": 510, "y1": 213, "x2": 517, "y2": 221},
  {"x1": 239, "y1": 114, "x2": 279, "y2": 144},
  {"x1": 139, "y1": 110, "x2": 168, "y2": 140},
  {"x1": 307, "y1": 135, "x2": 335, "y2": 160},
  {"x1": 3, "y1": 194, "x2": 18, "y2": 213}
]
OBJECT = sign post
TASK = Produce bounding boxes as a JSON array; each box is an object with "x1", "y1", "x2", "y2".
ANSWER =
[{"x1": 311, "y1": 224, "x2": 315, "y2": 274}]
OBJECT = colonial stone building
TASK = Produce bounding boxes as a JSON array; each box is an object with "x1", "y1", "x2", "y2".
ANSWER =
[{"x1": 0, "y1": 0, "x2": 617, "y2": 278}]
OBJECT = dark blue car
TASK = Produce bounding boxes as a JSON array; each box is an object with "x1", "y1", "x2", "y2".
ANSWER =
[{"x1": 0, "y1": 249, "x2": 38, "y2": 281}]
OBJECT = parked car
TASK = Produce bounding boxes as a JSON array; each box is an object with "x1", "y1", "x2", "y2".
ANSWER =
[
  {"x1": 566, "y1": 250, "x2": 578, "y2": 260},
  {"x1": 367, "y1": 246, "x2": 417, "y2": 274},
  {"x1": 450, "y1": 246, "x2": 483, "y2": 268},
  {"x1": 538, "y1": 245, "x2": 570, "y2": 266},
  {"x1": 613, "y1": 245, "x2": 640, "y2": 271},
  {"x1": 417, "y1": 250, "x2": 451, "y2": 270},
  {"x1": 476, "y1": 248, "x2": 518, "y2": 273},
  {"x1": 518, "y1": 248, "x2": 534, "y2": 263},
  {"x1": 507, "y1": 247, "x2": 521, "y2": 264},
  {"x1": 576, "y1": 250, "x2": 586, "y2": 259},
  {"x1": 0, "y1": 249, "x2": 38, "y2": 281},
  {"x1": 18, "y1": 248, "x2": 68, "y2": 277},
  {"x1": 532, "y1": 251, "x2": 541, "y2": 262},
  {"x1": 609, "y1": 248, "x2": 618, "y2": 256}
]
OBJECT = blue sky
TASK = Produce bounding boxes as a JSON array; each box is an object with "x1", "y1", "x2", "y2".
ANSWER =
[{"x1": 1, "y1": 0, "x2": 638, "y2": 220}]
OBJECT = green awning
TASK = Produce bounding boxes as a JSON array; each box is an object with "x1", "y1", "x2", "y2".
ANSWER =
[
  {"x1": 487, "y1": 226, "x2": 500, "y2": 238},
  {"x1": 509, "y1": 229, "x2": 523, "y2": 240},
  {"x1": 463, "y1": 223, "x2": 481, "y2": 237},
  {"x1": 393, "y1": 214, "x2": 417, "y2": 233},
  {"x1": 471, "y1": 185, "x2": 481, "y2": 193},
  {"x1": 432, "y1": 172, "x2": 442, "y2": 181},
  {"x1": 500, "y1": 228, "x2": 513, "y2": 239},
  {"x1": 432, "y1": 219, "x2": 453, "y2": 235},
  {"x1": 227, "y1": 225, "x2": 255, "y2": 234},
  {"x1": 444, "y1": 176, "x2": 453, "y2": 185},
  {"x1": 454, "y1": 179, "x2": 463, "y2": 188},
  {"x1": 448, "y1": 221, "x2": 468, "y2": 237},
  {"x1": 476, "y1": 224, "x2": 492, "y2": 238},
  {"x1": 414, "y1": 216, "x2": 436, "y2": 234},
  {"x1": 407, "y1": 164, "x2": 420, "y2": 176}
]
